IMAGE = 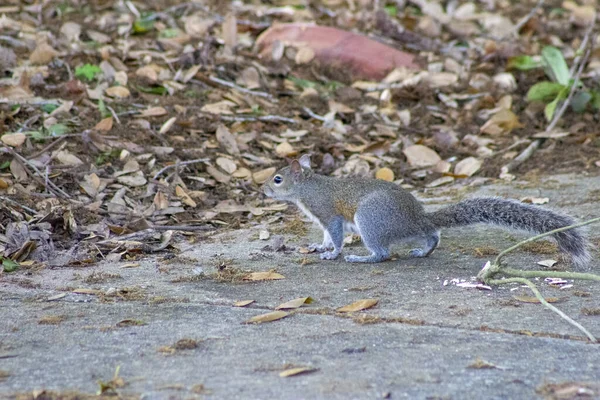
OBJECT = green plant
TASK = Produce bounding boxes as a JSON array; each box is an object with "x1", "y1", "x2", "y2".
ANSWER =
[
  {"x1": 75, "y1": 63, "x2": 102, "y2": 81},
  {"x1": 511, "y1": 46, "x2": 600, "y2": 121}
]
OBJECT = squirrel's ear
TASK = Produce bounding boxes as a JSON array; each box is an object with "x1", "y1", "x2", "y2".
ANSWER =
[
  {"x1": 298, "y1": 154, "x2": 311, "y2": 169},
  {"x1": 290, "y1": 160, "x2": 302, "y2": 179}
]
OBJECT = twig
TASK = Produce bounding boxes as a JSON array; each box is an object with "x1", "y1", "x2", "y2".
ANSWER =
[
  {"x1": 0, "y1": 195, "x2": 37, "y2": 214},
  {"x1": 150, "y1": 225, "x2": 214, "y2": 232},
  {"x1": 28, "y1": 136, "x2": 66, "y2": 160},
  {"x1": 487, "y1": 277, "x2": 596, "y2": 342},
  {"x1": 208, "y1": 76, "x2": 275, "y2": 101},
  {"x1": 6, "y1": 148, "x2": 71, "y2": 199},
  {"x1": 500, "y1": 140, "x2": 541, "y2": 176},
  {"x1": 302, "y1": 107, "x2": 326, "y2": 122},
  {"x1": 218, "y1": 114, "x2": 296, "y2": 124},
  {"x1": 106, "y1": 105, "x2": 121, "y2": 125},
  {"x1": 499, "y1": 0, "x2": 545, "y2": 40},
  {"x1": 152, "y1": 158, "x2": 209, "y2": 180}
]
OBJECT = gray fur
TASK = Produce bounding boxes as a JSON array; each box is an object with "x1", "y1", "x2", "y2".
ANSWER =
[
  {"x1": 428, "y1": 198, "x2": 591, "y2": 269},
  {"x1": 263, "y1": 160, "x2": 591, "y2": 269}
]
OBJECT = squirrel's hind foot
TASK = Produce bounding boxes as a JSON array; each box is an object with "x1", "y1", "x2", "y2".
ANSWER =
[
  {"x1": 309, "y1": 243, "x2": 333, "y2": 253},
  {"x1": 345, "y1": 253, "x2": 389, "y2": 263},
  {"x1": 320, "y1": 250, "x2": 341, "y2": 260},
  {"x1": 409, "y1": 248, "x2": 427, "y2": 257}
]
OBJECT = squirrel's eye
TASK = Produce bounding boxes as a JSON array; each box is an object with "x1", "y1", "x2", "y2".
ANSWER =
[{"x1": 273, "y1": 175, "x2": 283, "y2": 185}]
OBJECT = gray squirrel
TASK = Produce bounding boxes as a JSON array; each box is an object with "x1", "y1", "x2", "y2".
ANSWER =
[{"x1": 262, "y1": 155, "x2": 591, "y2": 269}]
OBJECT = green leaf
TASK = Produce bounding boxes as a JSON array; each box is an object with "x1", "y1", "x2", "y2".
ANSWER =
[
  {"x1": 41, "y1": 103, "x2": 59, "y2": 113},
  {"x1": 135, "y1": 84, "x2": 167, "y2": 95},
  {"x1": 591, "y1": 90, "x2": 600, "y2": 110},
  {"x1": 75, "y1": 64, "x2": 102, "y2": 81},
  {"x1": 48, "y1": 123, "x2": 70, "y2": 136},
  {"x1": 0, "y1": 160, "x2": 10, "y2": 170},
  {"x1": 507, "y1": 55, "x2": 541, "y2": 71},
  {"x1": 2, "y1": 258, "x2": 19, "y2": 273},
  {"x1": 571, "y1": 91, "x2": 592, "y2": 113},
  {"x1": 542, "y1": 46, "x2": 570, "y2": 85},
  {"x1": 287, "y1": 76, "x2": 317, "y2": 89},
  {"x1": 98, "y1": 99, "x2": 111, "y2": 118},
  {"x1": 526, "y1": 81, "x2": 566, "y2": 102},
  {"x1": 544, "y1": 87, "x2": 569, "y2": 121},
  {"x1": 133, "y1": 16, "x2": 155, "y2": 34},
  {"x1": 384, "y1": 5, "x2": 398, "y2": 16},
  {"x1": 159, "y1": 29, "x2": 179, "y2": 38}
]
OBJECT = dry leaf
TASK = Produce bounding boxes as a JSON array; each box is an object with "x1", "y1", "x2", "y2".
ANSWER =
[
  {"x1": 276, "y1": 297, "x2": 314, "y2": 310},
  {"x1": 1, "y1": 133, "x2": 26, "y2": 147},
  {"x1": 222, "y1": 12, "x2": 237, "y2": 51},
  {"x1": 253, "y1": 167, "x2": 276, "y2": 184},
  {"x1": 295, "y1": 47, "x2": 315, "y2": 64},
  {"x1": 176, "y1": 185, "x2": 197, "y2": 207},
  {"x1": 140, "y1": 107, "x2": 168, "y2": 117},
  {"x1": 403, "y1": 145, "x2": 441, "y2": 167},
  {"x1": 94, "y1": 117, "x2": 113, "y2": 131},
  {"x1": 206, "y1": 165, "x2": 231, "y2": 184},
  {"x1": 454, "y1": 157, "x2": 481, "y2": 177},
  {"x1": 72, "y1": 288, "x2": 101, "y2": 295},
  {"x1": 216, "y1": 157, "x2": 237, "y2": 174},
  {"x1": 234, "y1": 300, "x2": 255, "y2": 307},
  {"x1": 159, "y1": 117, "x2": 177, "y2": 134},
  {"x1": 201, "y1": 100, "x2": 236, "y2": 115},
  {"x1": 513, "y1": 295, "x2": 560, "y2": 303},
  {"x1": 480, "y1": 109, "x2": 522, "y2": 135},
  {"x1": 215, "y1": 124, "x2": 240, "y2": 155},
  {"x1": 337, "y1": 299, "x2": 378, "y2": 312},
  {"x1": 275, "y1": 141, "x2": 296, "y2": 158},
  {"x1": 245, "y1": 311, "x2": 288, "y2": 324},
  {"x1": 244, "y1": 271, "x2": 285, "y2": 281},
  {"x1": 375, "y1": 167, "x2": 394, "y2": 182},
  {"x1": 29, "y1": 42, "x2": 58, "y2": 65},
  {"x1": 279, "y1": 367, "x2": 317, "y2": 377},
  {"x1": 55, "y1": 150, "x2": 84, "y2": 166},
  {"x1": 105, "y1": 86, "x2": 130, "y2": 98},
  {"x1": 10, "y1": 159, "x2": 28, "y2": 181},
  {"x1": 537, "y1": 259, "x2": 558, "y2": 268}
]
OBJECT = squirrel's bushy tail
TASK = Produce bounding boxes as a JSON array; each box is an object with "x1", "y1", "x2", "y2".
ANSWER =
[{"x1": 427, "y1": 197, "x2": 590, "y2": 269}]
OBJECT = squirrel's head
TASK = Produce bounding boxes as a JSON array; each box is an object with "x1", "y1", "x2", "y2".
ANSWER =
[{"x1": 263, "y1": 154, "x2": 312, "y2": 200}]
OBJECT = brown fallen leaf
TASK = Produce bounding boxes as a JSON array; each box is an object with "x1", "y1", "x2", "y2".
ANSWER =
[
  {"x1": 94, "y1": 117, "x2": 113, "y2": 131},
  {"x1": 403, "y1": 145, "x2": 441, "y2": 167},
  {"x1": 116, "y1": 319, "x2": 147, "y2": 327},
  {"x1": 140, "y1": 106, "x2": 168, "y2": 117},
  {"x1": 513, "y1": 295, "x2": 561, "y2": 304},
  {"x1": 1, "y1": 133, "x2": 26, "y2": 147},
  {"x1": 244, "y1": 311, "x2": 288, "y2": 324},
  {"x1": 454, "y1": 157, "x2": 482, "y2": 177},
  {"x1": 480, "y1": 109, "x2": 522, "y2": 135},
  {"x1": 244, "y1": 271, "x2": 285, "y2": 281},
  {"x1": 276, "y1": 297, "x2": 314, "y2": 310},
  {"x1": 255, "y1": 24, "x2": 418, "y2": 81},
  {"x1": 337, "y1": 299, "x2": 379, "y2": 312},
  {"x1": 72, "y1": 288, "x2": 102, "y2": 295},
  {"x1": 234, "y1": 300, "x2": 255, "y2": 307},
  {"x1": 253, "y1": 167, "x2": 276, "y2": 184},
  {"x1": 279, "y1": 367, "x2": 318, "y2": 377}
]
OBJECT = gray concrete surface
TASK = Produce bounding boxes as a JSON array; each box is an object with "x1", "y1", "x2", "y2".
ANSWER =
[{"x1": 1, "y1": 172, "x2": 600, "y2": 399}]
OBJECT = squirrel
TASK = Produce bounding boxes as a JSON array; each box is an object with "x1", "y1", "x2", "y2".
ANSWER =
[{"x1": 262, "y1": 155, "x2": 591, "y2": 269}]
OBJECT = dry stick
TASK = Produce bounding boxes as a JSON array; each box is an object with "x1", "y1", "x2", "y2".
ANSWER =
[
  {"x1": 487, "y1": 277, "x2": 597, "y2": 342},
  {"x1": 0, "y1": 195, "x2": 37, "y2": 214},
  {"x1": 152, "y1": 158, "x2": 209, "y2": 181},
  {"x1": 219, "y1": 114, "x2": 297, "y2": 124},
  {"x1": 499, "y1": 0, "x2": 546, "y2": 40},
  {"x1": 208, "y1": 76, "x2": 275, "y2": 101},
  {"x1": 7, "y1": 148, "x2": 71, "y2": 199},
  {"x1": 500, "y1": 19, "x2": 595, "y2": 176}
]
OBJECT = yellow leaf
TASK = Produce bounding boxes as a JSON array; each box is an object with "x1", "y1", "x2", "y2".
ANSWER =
[
  {"x1": 279, "y1": 367, "x2": 317, "y2": 377},
  {"x1": 375, "y1": 167, "x2": 394, "y2": 182},
  {"x1": 175, "y1": 186, "x2": 197, "y2": 208},
  {"x1": 140, "y1": 107, "x2": 168, "y2": 117},
  {"x1": 244, "y1": 311, "x2": 288, "y2": 324},
  {"x1": 234, "y1": 300, "x2": 255, "y2": 307},
  {"x1": 244, "y1": 271, "x2": 285, "y2": 281},
  {"x1": 480, "y1": 109, "x2": 522, "y2": 135},
  {"x1": 336, "y1": 299, "x2": 379, "y2": 312},
  {"x1": 276, "y1": 297, "x2": 314, "y2": 310}
]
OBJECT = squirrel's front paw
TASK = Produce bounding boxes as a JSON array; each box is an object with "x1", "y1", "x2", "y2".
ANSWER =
[
  {"x1": 320, "y1": 250, "x2": 340, "y2": 260},
  {"x1": 309, "y1": 243, "x2": 332, "y2": 253}
]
